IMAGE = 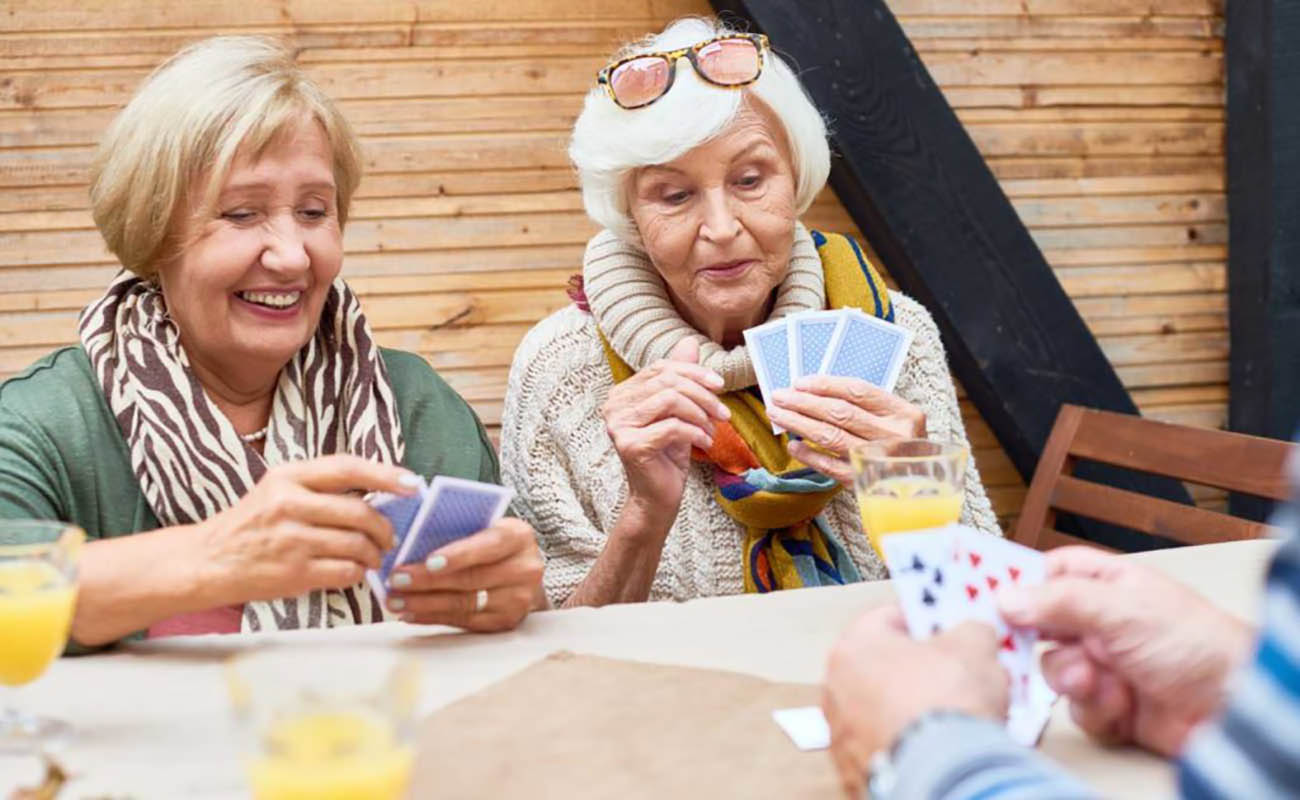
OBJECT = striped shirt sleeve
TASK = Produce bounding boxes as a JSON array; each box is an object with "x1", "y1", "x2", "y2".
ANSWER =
[
  {"x1": 887, "y1": 714, "x2": 1097, "y2": 799},
  {"x1": 1177, "y1": 447, "x2": 1300, "y2": 800}
]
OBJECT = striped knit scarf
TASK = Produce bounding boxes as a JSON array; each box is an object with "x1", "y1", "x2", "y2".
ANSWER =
[
  {"x1": 79, "y1": 271, "x2": 405, "y2": 632},
  {"x1": 585, "y1": 226, "x2": 895, "y2": 592}
]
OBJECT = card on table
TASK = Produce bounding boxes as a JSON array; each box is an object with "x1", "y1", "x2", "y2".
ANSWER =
[
  {"x1": 786, "y1": 310, "x2": 844, "y2": 382},
  {"x1": 366, "y1": 476, "x2": 514, "y2": 602},
  {"x1": 743, "y1": 317, "x2": 794, "y2": 433},
  {"x1": 821, "y1": 309, "x2": 913, "y2": 393},
  {"x1": 771, "y1": 706, "x2": 831, "y2": 751}
]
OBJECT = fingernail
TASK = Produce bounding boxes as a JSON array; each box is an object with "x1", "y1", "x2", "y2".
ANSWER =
[
  {"x1": 706, "y1": 372, "x2": 724, "y2": 388},
  {"x1": 771, "y1": 389, "x2": 792, "y2": 404},
  {"x1": 717, "y1": 404, "x2": 732, "y2": 420},
  {"x1": 998, "y1": 587, "x2": 1030, "y2": 619},
  {"x1": 398, "y1": 473, "x2": 424, "y2": 490},
  {"x1": 388, "y1": 597, "x2": 406, "y2": 611},
  {"x1": 388, "y1": 572, "x2": 412, "y2": 589},
  {"x1": 794, "y1": 377, "x2": 814, "y2": 390},
  {"x1": 426, "y1": 554, "x2": 448, "y2": 572}
]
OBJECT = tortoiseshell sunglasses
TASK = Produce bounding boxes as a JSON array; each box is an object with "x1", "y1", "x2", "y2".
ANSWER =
[{"x1": 596, "y1": 33, "x2": 770, "y2": 110}]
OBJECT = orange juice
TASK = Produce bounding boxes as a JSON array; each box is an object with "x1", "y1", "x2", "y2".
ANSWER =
[
  {"x1": 249, "y1": 711, "x2": 413, "y2": 800},
  {"x1": 858, "y1": 476, "x2": 962, "y2": 556},
  {"x1": 0, "y1": 561, "x2": 76, "y2": 686}
]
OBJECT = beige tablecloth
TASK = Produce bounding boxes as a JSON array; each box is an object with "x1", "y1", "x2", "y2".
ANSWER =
[{"x1": 1, "y1": 539, "x2": 1276, "y2": 799}]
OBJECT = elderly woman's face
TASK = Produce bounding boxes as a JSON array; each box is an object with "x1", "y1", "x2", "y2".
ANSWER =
[
  {"x1": 628, "y1": 101, "x2": 797, "y2": 344},
  {"x1": 157, "y1": 119, "x2": 342, "y2": 382}
]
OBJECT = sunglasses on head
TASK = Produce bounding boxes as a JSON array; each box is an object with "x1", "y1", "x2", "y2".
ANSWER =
[{"x1": 596, "y1": 33, "x2": 769, "y2": 110}]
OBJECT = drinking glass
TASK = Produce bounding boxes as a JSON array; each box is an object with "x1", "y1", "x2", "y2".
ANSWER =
[
  {"x1": 0, "y1": 519, "x2": 84, "y2": 751},
  {"x1": 850, "y1": 439, "x2": 967, "y2": 558},
  {"x1": 226, "y1": 646, "x2": 420, "y2": 800}
]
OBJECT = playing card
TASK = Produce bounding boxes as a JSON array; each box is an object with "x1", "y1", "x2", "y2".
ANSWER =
[
  {"x1": 743, "y1": 318, "x2": 794, "y2": 433},
  {"x1": 883, "y1": 526, "x2": 1057, "y2": 747},
  {"x1": 880, "y1": 529, "x2": 960, "y2": 640},
  {"x1": 951, "y1": 528, "x2": 1047, "y2": 705},
  {"x1": 771, "y1": 706, "x2": 830, "y2": 751},
  {"x1": 821, "y1": 308, "x2": 913, "y2": 392},
  {"x1": 786, "y1": 310, "x2": 843, "y2": 381},
  {"x1": 392, "y1": 476, "x2": 514, "y2": 570},
  {"x1": 365, "y1": 486, "x2": 428, "y2": 602}
]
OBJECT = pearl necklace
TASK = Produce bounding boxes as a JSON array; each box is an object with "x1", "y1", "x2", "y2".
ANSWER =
[{"x1": 240, "y1": 427, "x2": 269, "y2": 444}]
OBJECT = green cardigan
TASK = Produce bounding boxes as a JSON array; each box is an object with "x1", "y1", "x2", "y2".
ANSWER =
[{"x1": 0, "y1": 346, "x2": 499, "y2": 644}]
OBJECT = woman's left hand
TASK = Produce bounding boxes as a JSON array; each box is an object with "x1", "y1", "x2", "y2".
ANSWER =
[
  {"x1": 384, "y1": 517, "x2": 546, "y2": 632},
  {"x1": 767, "y1": 375, "x2": 926, "y2": 484}
]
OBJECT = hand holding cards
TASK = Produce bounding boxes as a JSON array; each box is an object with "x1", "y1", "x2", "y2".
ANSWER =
[
  {"x1": 881, "y1": 525, "x2": 1057, "y2": 746},
  {"x1": 744, "y1": 308, "x2": 913, "y2": 434},
  {"x1": 365, "y1": 476, "x2": 513, "y2": 604}
]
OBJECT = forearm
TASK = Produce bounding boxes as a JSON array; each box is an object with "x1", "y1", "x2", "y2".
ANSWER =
[
  {"x1": 71, "y1": 524, "x2": 217, "y2": 646},
  {"x1": 887, "y1": 714, "x2": 1097, "y2": 800},
  {"x1": 562, "y1": 500, "x2": 671, "y2": 608}
]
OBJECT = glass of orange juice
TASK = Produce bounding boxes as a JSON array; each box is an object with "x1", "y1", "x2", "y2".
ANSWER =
[
  {"x1": 850, "y1": 439, "x2": 967, "y2": 558},
  {"x1": 226, "y1": 647, "x2": 420, "y2": 800},
  {"x1": 0, "y1": 519, "x2": 84, "y2": 750}
]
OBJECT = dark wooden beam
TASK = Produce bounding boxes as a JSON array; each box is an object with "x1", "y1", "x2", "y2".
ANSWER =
[
  {"x1": 709, "y1": 0, "x2": 1195, "y2": 549},
  {"x1": 1227, "y1": 0, "x2": 1300, "y2": 522}
]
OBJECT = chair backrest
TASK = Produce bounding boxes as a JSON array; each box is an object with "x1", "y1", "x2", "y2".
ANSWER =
[{"x1": 1012, "y1": 404, "x2": 1295, "y2": 551}]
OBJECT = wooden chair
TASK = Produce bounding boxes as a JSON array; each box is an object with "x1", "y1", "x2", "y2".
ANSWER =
[{"x1": 1012, "y1": 404, "x2": 1295, "y2": 552}]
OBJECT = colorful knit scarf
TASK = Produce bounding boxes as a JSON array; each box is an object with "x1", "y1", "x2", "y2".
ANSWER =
[{"x1": 591, "y1": 228, "x2": 894, "y2": 592}]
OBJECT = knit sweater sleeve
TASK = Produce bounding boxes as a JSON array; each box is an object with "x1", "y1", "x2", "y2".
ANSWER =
[
  {"x1": 500, "y1": 306, "x2": 627, "y2": 606},
  {"x1": 889, "y1": 292, "x2": 1002, "y2": 538}
]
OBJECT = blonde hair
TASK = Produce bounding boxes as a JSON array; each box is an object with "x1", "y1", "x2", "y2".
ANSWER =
[
  {"x1": 89, "y1": 36, "x2": 362, "y2": 277},
  {"x1": 569, "y1": 17, "x2": 831, "y2": 243}
]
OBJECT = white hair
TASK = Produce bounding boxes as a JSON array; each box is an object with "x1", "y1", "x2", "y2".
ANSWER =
[{"x1": 569, "y1": 17, "x2": 831, "y2": 243}]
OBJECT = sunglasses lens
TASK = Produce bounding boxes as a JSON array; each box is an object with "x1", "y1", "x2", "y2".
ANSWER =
[
  {"x1": 696, "y1": 38, "x2": 760, "y2": 85},
  {"x1": 610, "y1": 56, "x2": 671, "y2": 108}
]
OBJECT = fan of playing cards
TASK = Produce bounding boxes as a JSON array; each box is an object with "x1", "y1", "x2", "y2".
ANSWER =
[
  {"x1": 880, "y1": 525, "x2": 1058, "y2": 746},
  {"x1": 365, "y1": 476, "x2": 514, "y2": 604},
  {"x1": 743, "y1": 308, "x2": 914, "y2": 433}
]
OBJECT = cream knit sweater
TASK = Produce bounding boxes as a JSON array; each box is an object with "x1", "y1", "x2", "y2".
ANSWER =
[{"x1": 500, "y1": 241, "x2": 1001, "y2": 605}]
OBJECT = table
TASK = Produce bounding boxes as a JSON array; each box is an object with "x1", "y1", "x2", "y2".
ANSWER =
[{"x1": 3, "y1": 539, "x2": 1277, "y2": 799}]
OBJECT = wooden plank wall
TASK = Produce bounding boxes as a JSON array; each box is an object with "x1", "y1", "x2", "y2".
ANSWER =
[{"x1": 0, "y1": 0, "x2": 1225, "y2": 530}]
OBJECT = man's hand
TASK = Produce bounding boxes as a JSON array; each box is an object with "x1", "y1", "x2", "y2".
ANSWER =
[
  {"x1": 998, "y1": 546, "x2": 1255, "y2": 757},
  {"x1": 822, "y1": 604, "x2": 1009, "y2": 797}
]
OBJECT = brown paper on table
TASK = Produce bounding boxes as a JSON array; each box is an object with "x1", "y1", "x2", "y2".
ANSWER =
[{"x1": 409, "y1": 651, "x2": 839, "y2": 799}]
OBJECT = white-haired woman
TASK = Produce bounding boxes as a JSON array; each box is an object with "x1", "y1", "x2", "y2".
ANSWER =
[
  {"x1": 0, "y1": 37, "x2": 544, "y2": 647},
  {"x1": 500, "y1": 18, "x2": 1000, "y2": 607}
]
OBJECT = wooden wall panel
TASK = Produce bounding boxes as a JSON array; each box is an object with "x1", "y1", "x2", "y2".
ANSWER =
[{"x1": 0, "y1": 1, "x2": 1226, "y2": 530}]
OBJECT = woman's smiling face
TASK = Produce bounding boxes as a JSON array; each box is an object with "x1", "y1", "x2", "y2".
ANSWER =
[
  {"x1": 157, "y1": 118, "x2": 343, "y2": 383},
  {"x1": 627, "y1": 99, "x2": 798, "y2": 346}
]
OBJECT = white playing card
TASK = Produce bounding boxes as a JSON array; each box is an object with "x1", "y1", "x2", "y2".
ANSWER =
[
  {"x1": 743, "y1": 318, "x2": 794, "y2": 434},
  {"x1": 786, "y1": 310, "x2": 844, "y2": 381},
  {"x1": 880, "y1": 529, "x2": 960, "y2": 640},
  {"x1": 821, "y1": 308, "x2": 913, "y2": 393},
  {"x1": 884, "y1": 526, "x2": 1057, "y2": 747},
  {"x1": 771, "y1": 706, "x2": 830, "y2": 751}
]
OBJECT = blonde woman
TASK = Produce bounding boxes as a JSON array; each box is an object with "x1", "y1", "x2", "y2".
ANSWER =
[
  {"x1": 0, "y1": 37, "x2": 544, "y2": 647},
  {"x1": 501, "y1": 17, "x2": 1000, "y2": 608}
]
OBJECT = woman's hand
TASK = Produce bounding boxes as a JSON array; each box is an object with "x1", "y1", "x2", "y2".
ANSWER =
[
  {"x1": 194, "y1": 454, "x2": 419, "y2": 605},
  {"x1": 602, "y1": 337, "x2": 730, "y2": 519},
  {"x1": 767, "y1": 375, "x2": 926, "y2": 483},
  {"x1": 383, "y1": 518, "x2": 545, "y2": 632}
]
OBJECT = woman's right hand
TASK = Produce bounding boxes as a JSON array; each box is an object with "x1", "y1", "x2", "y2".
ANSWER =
[
  {"x1": 193, "y1": 454, "x2": 419, "y2": 605},
  {"x1": 601, "y1": 337, "x2": 730, "y2": 523}
]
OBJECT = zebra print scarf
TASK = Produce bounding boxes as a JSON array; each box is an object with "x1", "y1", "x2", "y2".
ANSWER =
[{"x1": 79, "y1": 271, "x2": 405, "y2": 633}]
